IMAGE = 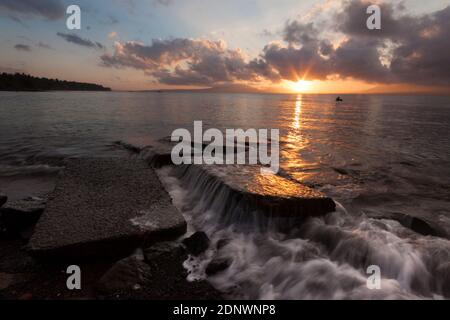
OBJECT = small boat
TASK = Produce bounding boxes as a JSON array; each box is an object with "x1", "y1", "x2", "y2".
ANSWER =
[{"x1": 336, "y1": 96, "x2": 343, "y2": 102}]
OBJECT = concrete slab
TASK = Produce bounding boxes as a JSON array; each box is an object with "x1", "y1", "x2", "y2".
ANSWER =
[{"x1": 29, "y1": 158, "x2": 186, "y2": 259}]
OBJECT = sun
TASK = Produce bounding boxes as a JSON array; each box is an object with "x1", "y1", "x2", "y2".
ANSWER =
[{"x1": 290, "y1": 80, "x2": 312, "y2": 93}]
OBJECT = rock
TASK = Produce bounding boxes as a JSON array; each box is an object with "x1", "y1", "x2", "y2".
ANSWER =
[
  {"x1": 0, "y1": 194, "x2": 7, "y2": 208},
  {"x1": 97, "y1": 256, "x2": 152, "y2": 294},
  {"x1": 368, "y1": 212, "x2": 445, "y2": 238},
  {"x1": 143, "y1": 241, "x2": 185, "y2": 262},
  {"x1": 113, "y1": 141, "x2": 141, "y2": 154},
  {"x1": 0, "y1": 197, "x2": 46, "y2": 232},
  {"x1": 18, "y1": 293, "x2": 33, "y2": 300},
  {"x1": 183, "y1": 232, "x2": 210, "y2": 256},
  {"x1": 406, "y1": 216, "x2": 440, "y2": 237},
  {"x1": 0, "y1": 273, "x2": 15, "y2": 290},
  {"x1": 172, "y1": 164, "x2": 336, "y2": 232},
  {"x1": 140, "y1": 146, "x2": 174, "y2": 168},
  {"x1": 205, "y1": 257, "x2": 232, "y2": 276},
  {"x1": 97, "y1": 242, "x2": 222, "y2": 300},
  {"x1": 144, "y1": 141, "x2": 336, "y2": 232},
  {"x1": 0, "y1": 272, "x2": 30, "y2": 290},
  {"x1": 216, "y1": 239, "x2": 230, "y2": 250},
  {"x1": 29, "y1": 159, "x2": 187, "y2": 259}
]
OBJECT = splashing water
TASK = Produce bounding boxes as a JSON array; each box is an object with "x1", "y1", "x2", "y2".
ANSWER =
[{"x1": 157, "y1": 165, "x2": 450, "y2": 300}]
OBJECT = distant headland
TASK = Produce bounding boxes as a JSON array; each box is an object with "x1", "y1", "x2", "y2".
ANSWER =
[{"x1": 0, "y1": 73, "x2": 111, "y2": 92}]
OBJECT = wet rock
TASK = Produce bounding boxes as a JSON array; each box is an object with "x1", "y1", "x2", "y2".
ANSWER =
[
  {"x1": 205, "y1": 257, "x2": 232, "y2": 276},
  {"x1": 0, "y1": 273, "x2": 15, "y2": 290},
  {"x1": 173, "y1": 164, "x2": 336, "y2": 232},
  {"x1": 332, "y1": 167, "x2": 349, "y2": 175},
  {"x1": 0, "y1": 272, "x2": 30, "y2": 290},
  {"x1": 140, "y1": 146, "x2": 174, "y2": 168},
  {"x1": 0, "y1": 194, "x2": 7, "y2": 208},
  {"x1": 113, "y1": 141, "x2": 141, "y2": 154},
  {"x1": 369, "y1": 212, "x2": 445, "y2": 238},
  {"x1": 97, "y1": 242, "x2": 222, "y2": 300},
  {"x1": 29, "y1": 159, "x2": 187, "y2": 259},
  {"x1": 216, "y1": 239, "x2": 230, "y2": 250},
  {"x1": 183, "y1": 232, "x2": 210, "y2": 256},
  {"x1": 0, "y1": 197, "x2": 46, "y2": 232},
  {"x1": 143, "y1": 241, "x2": 185, "y2": 262},
  {"x1": 332, "y1": 167, "x2": 360, "y2": 176},
  {"x1": 406, "y1": 216, "x2": 441, "y2": 237},
  {"x1": 97, "y1": 256, "x2": 152, "y2": 294}
]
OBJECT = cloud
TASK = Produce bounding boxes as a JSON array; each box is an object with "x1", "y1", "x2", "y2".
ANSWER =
[
  {"x1": 258, "y1": 1, "x2": 450, "y2": 85},
  {"x1": 335, "y1": 0, "x2": 450, "y2": 85},
  {"x1": 101, "y1": 38, "x2": 267, "y2": 85},
  {"x1": 14, "y1": 44, "x2": 31, "y2": 52},
  {"x1": 0, "y1": 0, "x2": 65, "y2": 20},
  {"x1": 153, "y1": 0, "x2": 174, "y2": 6},
  {"x1": 57, "y1": 32, "x2": 105, "y2": 50},
  {"x1": 108, "y1": 31, "x2": 118, "y2": 39},
  {"x1": 100, "y1": 0, "x2": 450, "y2": 87},
  {"x1": 37, "y1": 42, "x2": 52, "y2": 49}
]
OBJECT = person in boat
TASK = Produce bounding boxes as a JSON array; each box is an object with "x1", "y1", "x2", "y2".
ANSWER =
[{"x1": 336, "y1": 96, "x2": 343, "y2": 102}]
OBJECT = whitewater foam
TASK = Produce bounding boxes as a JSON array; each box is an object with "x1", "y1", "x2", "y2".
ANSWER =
[{"x1": 157, "y1": 165, "x2": 450, "y2": 300}]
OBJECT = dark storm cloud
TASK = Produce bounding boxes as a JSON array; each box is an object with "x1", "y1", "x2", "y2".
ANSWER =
[
  {"x1": 337, "y1": 0, "x2": 414, "y2": 38},
  {"x1": 332, "y1": 38, "x2": 391, "y2": 82},
  {"x1": 333, "y1": 0, "x2": 450, "y2": 85},
  {"x1": 259, "y1": 0, "x2": 450, "y2": 85},
  {"x1": 283, "y1": 21, "x2": 320, "y2": 45},
  {"x1": 14, "y1": 44, "x2": 31, "y2": 52},
  {"x1": 57, "y1": 33, "x2": 105, "y2": 50},
  {"x1": 389, "y1": 6, "x2": 450, "y2": 85},
  {"x1": 0, "y1": 0, "x2": 65, "y2": 20},
  {"x1": 100, "y1": 0, "x2": 450, "y2": 87},
  {"x1": 259, "y1": 42, "x2": 332, "y2": 81}
]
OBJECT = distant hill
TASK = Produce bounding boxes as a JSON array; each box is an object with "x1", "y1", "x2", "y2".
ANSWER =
[
  {"x1": 0, "y1": 73, "x2": 111, "y2": 92},
  {"x1": 364, "y1": 83, "x2": 450, "y2": 95},
  {"x1": 144, "y1": 83, "x2": 265, "y2": 94},
  {"x1": 199, "y1": 83, "x2": 263, "y2": 93}
]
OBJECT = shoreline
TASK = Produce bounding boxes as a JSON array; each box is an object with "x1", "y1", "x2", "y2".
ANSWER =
[{"x1": 1, "y1": 140, "x2": 449, "y2": 300}]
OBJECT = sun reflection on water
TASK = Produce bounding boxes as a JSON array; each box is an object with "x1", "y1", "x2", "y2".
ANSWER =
[{"x1": 293, "y1": 95, "x2": 302, "y2": 130}]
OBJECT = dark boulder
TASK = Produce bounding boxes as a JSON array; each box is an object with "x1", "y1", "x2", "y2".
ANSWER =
[
  {"x1": 367, "y1": 211, "x2": 446, "y2": 238},
  {"x1": 183, "y1": 232, "x2": 210, "y2": 256},
  {"x1": 144, "y1": 241, "x2": 186, "y2": 262},
  {"x1": 216, "y1": 239, "x2": 230, "y2": 250},
  {"x1": 97, "y1": 241, "x2": 222, "y2": 300},
  {"x1": 406, "y1": 216, "x2": 440, "y2": 237},
  {"x1": 0, "y1": 194, "x2": 7, "y2": 208},
  {"x1": 0, "y1": 197, "x2": 46, "y2": 233},
  {"x1": 205, "y1": 257, "x2": 232, "y2": 276},
  {"x1": 97, "y1": 255, "x2": 152, "y2": 294},
  {"x1": 113, "y1": 141, "x2": 141, "y2": 154}
]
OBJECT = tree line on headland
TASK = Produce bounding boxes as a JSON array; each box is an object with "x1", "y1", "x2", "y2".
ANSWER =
[{"x1": 0, "y1": 73, "x2": 111, "y2": 91}]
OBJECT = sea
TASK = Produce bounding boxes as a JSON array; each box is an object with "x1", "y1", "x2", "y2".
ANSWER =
[{"x1": 0, "y1": 91, "x2": 449, "y2": 299}]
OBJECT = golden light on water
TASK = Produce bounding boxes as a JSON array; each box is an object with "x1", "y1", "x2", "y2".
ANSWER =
[{"x1": 293, "y1": 95, "x2": 302, "y2": 130}]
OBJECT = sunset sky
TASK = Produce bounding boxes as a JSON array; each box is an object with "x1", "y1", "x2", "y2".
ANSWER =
[{"x1": 0, "y1": 0, "x2": 449, "y2": 93}]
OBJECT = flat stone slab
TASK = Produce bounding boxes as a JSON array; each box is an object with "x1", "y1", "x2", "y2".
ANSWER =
[
  {"x1": 140, "y1": 141, "x2": 336, "y2": 230},
  {"x1": 29, "y1": 158, "x2": 186, "y2": 259},
  {"x1": 177, "y1": 164, "x2": 336, "y2": 219}
]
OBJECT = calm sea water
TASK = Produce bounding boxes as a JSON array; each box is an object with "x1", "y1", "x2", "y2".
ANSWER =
[{"x1": 1, "y1": 91, "x2": 450, "y2": 298}]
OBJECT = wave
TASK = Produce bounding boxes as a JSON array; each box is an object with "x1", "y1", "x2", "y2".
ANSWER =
[{"x1": 157, "y1": 165, "x2": 450, "y2": 300}]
